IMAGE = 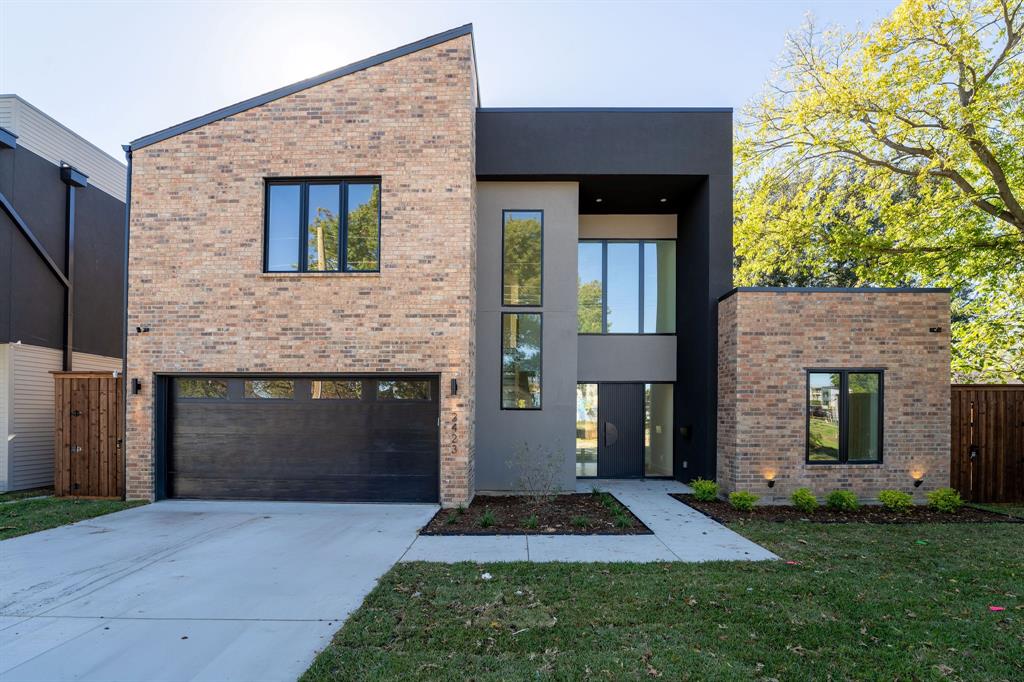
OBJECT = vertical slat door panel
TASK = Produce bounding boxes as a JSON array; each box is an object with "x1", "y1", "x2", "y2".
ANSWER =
[
  {"x1": 951, "y1": 385, "x2": 1024, "y2": 503},
  {"x1": 52, "y1": 373, "x2": 125, "y2": 499}
]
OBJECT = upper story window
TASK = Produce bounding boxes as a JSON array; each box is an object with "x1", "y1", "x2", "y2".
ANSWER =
[
  {"x1": 807, "y1": 370, "x2": 883, "y2": 464},
  {"x1": 502, "y1": 210, "x2": 543, "y2": 306},
  {"x1": 265, "y1": 179, "x2": 380, "y2": 273},
  {"x1": 577, "y1": 240, "x2": 676, "y2": 334}
]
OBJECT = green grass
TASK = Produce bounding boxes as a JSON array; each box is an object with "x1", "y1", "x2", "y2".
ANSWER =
[
  {"x1": 0, "y1": 497, "x2": 146, "y2": 540},
  {"x1": 0, "y1": 487, "x2": 53, "y2": 502},
  {"x1": 303, "y1": 522, "x2": 1023, "y2": 681},
  {"x1": 970, "y1": 502, "x2": 1024, "y2": 519}
]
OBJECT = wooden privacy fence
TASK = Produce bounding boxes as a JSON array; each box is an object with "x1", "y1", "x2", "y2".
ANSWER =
[
  {"x1": 951, "y1": 384, "x2": 1024, "y2": 503},
  {"x1": 53, "y1": 372, "x2": 125, "y2": 498}
]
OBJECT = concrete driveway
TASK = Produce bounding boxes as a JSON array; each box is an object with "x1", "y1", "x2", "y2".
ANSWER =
[{"x1": 0, "y1": 500, "x2": 436, "y2": 682}]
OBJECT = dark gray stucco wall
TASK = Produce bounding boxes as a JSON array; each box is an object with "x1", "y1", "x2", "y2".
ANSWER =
[
  {"x1": 0, "y1": 145, "x2": 125, "y2": 357},
  {"x1": 475, "y1": 182, "x2": 579, "y2": 492}
]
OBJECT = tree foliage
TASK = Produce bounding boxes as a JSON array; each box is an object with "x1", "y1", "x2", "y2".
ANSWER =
[{"x1": 736, "y1": 0, "x2": 1023, "y2": 381}]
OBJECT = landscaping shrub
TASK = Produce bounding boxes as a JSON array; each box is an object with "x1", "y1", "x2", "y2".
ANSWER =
[
  {"x1": 790, "y1": 488, "x2": 818, "y2": 513},
  {"x1": 523, "y1": 514, "x2": 539, "y2": 529},
  {"x1": 613, "y1": 512, "x2": 633, "y2": 528},
  {"x1": 478, "y1": 508, "x2": 496, "y2": 528},
  {"x1": 691, "y1": 478, "x2": 719, "y2": 502},
  {"x1": 826, "y1": 490, "x2": 859, "y2": 511},
  {"x1": 571, "y1": 515, "x2": 590, "y2": 528},
  {"x1": 878, "y1": 489, "x2": 913, "y2": 512},
  {"x1": 729, "y1": 491, "x2": 759, "y2": 511},
  {"x1": 927, "y1": 487, "x2": 963, "y2": 513}
]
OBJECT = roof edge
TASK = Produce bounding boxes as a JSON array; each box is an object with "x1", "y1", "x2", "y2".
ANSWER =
[
  {"x1": 478, "y1": 107, "x2": 732, "y2": 113},
  {"x1": 127, "y1": 23, "x2": 474, "y2": 152},
  {"x1": 718, "y1": 286, "x2": 953, "y2": 302}
]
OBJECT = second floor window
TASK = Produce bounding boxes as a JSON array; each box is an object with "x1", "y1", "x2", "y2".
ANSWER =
[
  {"x1": 265, "y1": 179, "x2": 381, "y2": 273},
  {"x1": 502, "y1": 210, "x2": 543, "y2": 306},
  {"x1": 578, "y1": 240, "x2": 676, "y2": 334}
]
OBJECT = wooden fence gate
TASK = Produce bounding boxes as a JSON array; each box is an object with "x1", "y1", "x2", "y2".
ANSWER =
[
  {"x1": 951, "y1": 384, "x2": 1024, "y2": 503},
  {"x1": 53, "y1": 372, "x2": 125, "y2": 498}
]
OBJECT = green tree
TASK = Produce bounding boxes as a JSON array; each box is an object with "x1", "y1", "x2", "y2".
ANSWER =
[
  {"x1": 736, "y1": 0, "x2": 1024, "y2": 381},
  {"x1": 346, "y1": 185, "x2": 380, "y2": 271}
]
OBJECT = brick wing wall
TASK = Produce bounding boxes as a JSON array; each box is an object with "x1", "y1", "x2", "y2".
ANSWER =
[
  {"x1": 126, "y1": 36, "x2": 477, "y2": 505},
  {"x1": 717, "y1": 291, "x2": 950, "y2": 503}
]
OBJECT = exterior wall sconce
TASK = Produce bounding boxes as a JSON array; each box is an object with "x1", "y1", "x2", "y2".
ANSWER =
[
  {"x1": 136, "y1": 326, "x2": 150, "y2": 333},
  {"x1": 131, "y1": 378, "x2": 142, "y2": 395},
  {"x1": 450, "y1": 378, "x2": 458, "y2": 396}
]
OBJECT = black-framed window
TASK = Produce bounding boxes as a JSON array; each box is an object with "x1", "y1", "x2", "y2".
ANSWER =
[
  {"x1": 807, "y1": 370, "x2": 883, "y2": 464},
  {"x1": 502, "y1": 210, "x2": 543, "y2": 306},
  {"x1": 264, "y1": 179, "x2": 380, "y2": 273},
  {"x1": 577, "y1": 240, "x2": 676, "y2": 334},
  {"x1": 501, "y1": 312, "x2": 542, "y2": 409}
]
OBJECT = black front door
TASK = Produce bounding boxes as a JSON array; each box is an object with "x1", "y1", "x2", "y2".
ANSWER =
[{"x1": 597, "y1": 383, "x2": 645, "y2": 478}]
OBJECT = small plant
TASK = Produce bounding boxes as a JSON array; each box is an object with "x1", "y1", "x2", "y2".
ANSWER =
[
  {"x1": 691, "y1": 478, "x2": 719, "y2": 502},
  {"x1": 878, "y1": 489, "x2": 913, "y2": 512},
  {"x1": 456, "y1": 503, "x2": 466, "y2": 515},
  {"x1": 506, "y1": 442, "x2": 564, "y2": 507},
  {"x1": 523, "y1": 514, "x2": 539, "y2": 529},
  {"x1": 445, "y1": 511, "x2": 459, "y2": 525},
  {"x1": 599, "y1": 493, "x2": 618, "y2": 511},
  {"x1": 614, "y1": 512, "x2": 633, "y2": 529},
  {"x1": 926, "y1": 487, "x2": 963, "y2": 513},
  {"x1": 591, "y1": 485, "x2": 602, "y2": 495},
  {"x1": 478, "y1": 508, "x2": 497, "y2": 528},
  {"x1": 729, "y1": 491, "x2": 759, "y2": 511},
  {"x1": 790, "y1": 488, "x2": 818, "y2": 513},
  {"x1": 571, "y1": 515, "x2": 590, "y2": 528},
  {"x1": 826, "y1": 490, "x2": 859, "y2": 511}
]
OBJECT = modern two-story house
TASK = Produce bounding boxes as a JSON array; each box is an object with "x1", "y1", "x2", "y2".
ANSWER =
[{"x1": 124, "y1": 25, "x2": 950, "y2": 506}]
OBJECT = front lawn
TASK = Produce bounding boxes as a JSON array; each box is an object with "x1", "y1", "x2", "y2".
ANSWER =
[
  {"x1": 0, "y1": 496, "x2": 146, "y2": 540},
  {"x1": 304, "y1": 522, "x2": 1023, "y2": 681}
]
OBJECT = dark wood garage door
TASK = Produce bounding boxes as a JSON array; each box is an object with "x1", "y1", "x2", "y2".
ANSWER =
[{"x1": 166, "y1": 376, "x2": 439, "y2": 502}]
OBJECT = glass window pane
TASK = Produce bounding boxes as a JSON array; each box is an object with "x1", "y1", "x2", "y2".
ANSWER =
[
  {"x1": 346, "y1": 183, "x2": 380, "y2": 271},
  {"x1": 175, "y1": 378, "x2": 227, "y2": 399},
  {"x1": 575, "y1": 384, "x2": 598, "y2": 476},
  {"x1": 502, "y1": 211, "x2": 542, "y2": 305},
  {"x1": 266, "y1": 184, "x2": 300, "y2": 271},
  {"x1": 848, "y1": 373, "x2": 881, "y2": 461},
  {"x1": 311, "y1": 380, "x2": 361, "y2": 400},
  {"x1": 244, "y1": 380, "x2": 294, "y2": 399},
  {"x1": 644, "y1": 383, "x2": 674, "y2": 476},
  {"x1": 377, "y1": 380, "x2": 430, "y2": 400},
  {"x1": 577, "y1": 242, "x2": 603, "y2": 333},
  {"x1": 643, "y1": 241, "x2": 676, "y2": 333},
  {"x1": 808, "y1": 373, "x2": 841, "y2": 461},
  {"x1": 501, "y1": 313, "x2": 542, "y2": 409},
  {"x1": 606, "y1": 242, "x2": 640, "y2": 333},
  {"x1": 307, "y1": 184, "x2": 340, "y2": 271}
]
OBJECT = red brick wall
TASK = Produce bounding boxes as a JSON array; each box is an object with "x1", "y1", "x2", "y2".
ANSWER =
[
  {"x1": 126, "y1": 36, "x2": 477, "y2": 505},
  {"x1": 717, "y1": 291, "x2": 950, "y2": 503}
]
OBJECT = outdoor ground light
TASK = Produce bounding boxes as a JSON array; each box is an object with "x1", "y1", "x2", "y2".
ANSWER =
[
  {"x1": 764, "y1": 471, "x2": 776, "y2": 488},
  {"x1": 911, "y1": 471, "x2": 924, "y2": 487}
]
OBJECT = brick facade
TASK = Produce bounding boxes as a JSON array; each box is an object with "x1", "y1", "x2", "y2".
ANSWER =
[
  {"x1": 125, "y1": 35, "x2": 477, "y2": 506},
  {"x1": 717, "y1": 290, "x2": 950, "y2": 503}
]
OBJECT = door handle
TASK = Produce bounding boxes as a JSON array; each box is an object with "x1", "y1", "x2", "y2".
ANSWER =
[{"x1": 604, "y1": 422, "x2": 618, "y2": 447}]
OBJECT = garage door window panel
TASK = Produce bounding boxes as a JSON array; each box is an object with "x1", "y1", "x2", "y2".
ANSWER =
[
  {"x1": 377, "y1": 380, "x2": 431, "y2": 400},
  {"x1": 175, "y1": 378, "x2": 228, "y2": 399},
  {"x1": 311, "y1": 380, "x2": 362, "y2": 400},
  {"x1": 244, "y1": 379, "x2": 295, "y2": 399}
]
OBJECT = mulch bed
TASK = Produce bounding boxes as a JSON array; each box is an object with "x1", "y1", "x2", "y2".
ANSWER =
[
  {"x1": 672, "y1": 494, "x2": 1023, "y2": 524},
  {"x1": 421, "y1": 493, "x2": 652, "y2": 535}
]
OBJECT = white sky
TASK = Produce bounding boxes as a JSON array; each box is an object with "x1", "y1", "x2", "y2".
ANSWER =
[{"x1": 0, "y1": 0, "x2": 899, "y2": 160}]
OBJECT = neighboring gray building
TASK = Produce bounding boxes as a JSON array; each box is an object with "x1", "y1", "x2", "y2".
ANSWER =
[{"x1": 0, "y1": 95, "x2": 126, "y2": 492}]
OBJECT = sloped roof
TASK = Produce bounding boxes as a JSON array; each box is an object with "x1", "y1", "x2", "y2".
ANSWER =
[{"x1": 126, "y1": 24, "x2": 475, "y2": 153}]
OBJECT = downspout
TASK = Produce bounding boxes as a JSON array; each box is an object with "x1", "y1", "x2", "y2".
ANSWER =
[
  {"x1": 59, "y1": 164, "x2": 88, "y2": 371},
  {"x1": 121, "y1": 145, "x2": 132, "y2": 498}
]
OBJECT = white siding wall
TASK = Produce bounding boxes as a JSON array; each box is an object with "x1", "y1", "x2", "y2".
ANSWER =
[
  {"x1": 0, "y1": 345, "x2": 9, "y2": 491},
  {"x1": 0, "y1": 95, "x2": 126, "y2": 201},
  {"x1": 2, "y1": 343, "x2": 121, "y2": 491}
]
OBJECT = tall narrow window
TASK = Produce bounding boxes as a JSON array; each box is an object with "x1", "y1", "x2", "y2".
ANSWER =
[
  {"x1": 264, "y1": 179, "x2": 380, "y2": 273},
  {"x1": 502, "y1": 210, "x2": 543, "y2": 306},
  {"x1": 807, "y1": 370, "x2": 883, "y2": 464},
  {"x1": 577, "y1": 242, "x2": 603, "y2": 332},
  {"x1": 501, "y1": 313, "x2": 542, "y2": 409},
  {"x1": 643, "y1": 241, "x2": 676, "y2": 333},
  {"x1": 576, "y1": 383, "x2": 598, "y2": 476},
  {"x1": 606, "y1": 242, "x2": 640, "y2": 333},
  {"x1": 644, "y1": 383, "x2": 673, "y2": 476}
]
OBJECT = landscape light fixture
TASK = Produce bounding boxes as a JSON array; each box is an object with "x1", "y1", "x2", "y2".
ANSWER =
[
  {"x1": 911, "y1": 470, "x2": 924, "y2": 487},
  {"x1": 764, "y1": 471, "x2": 776, "y2": 488}
]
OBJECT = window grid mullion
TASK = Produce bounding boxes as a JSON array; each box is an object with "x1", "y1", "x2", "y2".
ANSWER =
[
  {"x1": 340, "y1": 181, "x2": 348, "y2": 272},
  {"x1": 839, "y1": 371, "x2": 848, "y2": 463}
]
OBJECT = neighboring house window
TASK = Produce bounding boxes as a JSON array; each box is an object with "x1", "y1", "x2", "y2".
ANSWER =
[
  {"x1": 502, "y1": 210, "x2": 543, "y2": 306},
  {"x1": 264, "y1": 179, "x2": 381, "y2": 273},
  {"x1": 244, "y1": 379, "x2": 295, "y2": 399},
  {"x1": 501, "y1": 312, "x2": 542, "y2": 409},
  {"x1": 807, "y1": 370, "x2": 883, "y2": 464},
  {"x1": 175, "y1": 378, "x2": 228, "y2": 399},
  {"x1": 577, "y1": 240, "x2": 676, "y2": 333}
]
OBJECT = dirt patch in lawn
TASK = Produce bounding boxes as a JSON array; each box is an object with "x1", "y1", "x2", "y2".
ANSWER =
[
  {"x1": 672, "y1": 494, "x2": 1023, "y2": 524},
  {"x1": 421, "y1": 493, "x2": 651, "y2": 535}
]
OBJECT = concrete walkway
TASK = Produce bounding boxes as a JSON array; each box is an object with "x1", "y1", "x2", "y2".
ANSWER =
[
  {"x1": 0, "y1": 500, "x2": 435, "y2": 682},
  {"x1": 402, "y1": 479, "x2": 777, "y2": 563}
]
